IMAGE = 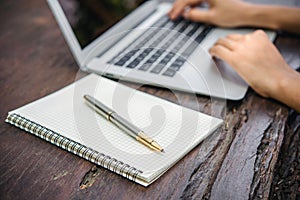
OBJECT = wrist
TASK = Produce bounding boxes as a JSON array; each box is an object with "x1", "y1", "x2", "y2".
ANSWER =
[
  {"x1": 242, "y1": 4, "x2": 278, "y2": 30},
  {"x1": 276, "y1": 67, "x2": 299, "y2": 105}
]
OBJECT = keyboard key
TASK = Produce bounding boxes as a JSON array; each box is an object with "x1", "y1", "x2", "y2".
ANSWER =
[
  {"x1": 166, "y1": 52, "x2": 175, "y2": 58},
  {"x1": 125, "y1": 50, "x2": 137, "y2": 57},
  {"x1": 160, "y1": 52, "x2": 175, "y2": 64},
  {"x1": 135, "y1": 54, "x2": 145, "y2": 62},
  {"x1": 155, "y1": 49, "x2": 165, "y2": 56},
  {"x1": 169, "y1": 65, "x2": 181, "y2": 71},
  {"x1": 171, "y1": 57, "x2": 185, "y2": 68},
  {"x1": 178, "y1": 21, "x2": 191, "y2": 33},
  {"x1": 182, "y1": 42, "x2": 198, "y2": 58},
  {"x1": 145, "y1": 56, "x2": 157, "y2": 64},
  {"x1": 159, "y1": 58, "x2": 170, "y2": 65},
  {"x1": 151, "y1": 64, "x2": 165, "y2": 74},
  {"x1": 148, "y1": 49, "x2": 164, "y2": 62},
  {"x1": 143, "y1": 48, "x2": 153, "y2": 54},
  {"x1": 187, "y1": 23, "x2": 201, "y2": 37},
  {"x1": 115, "y1": 57, "x2": 129, "y2": 66},
  {"x1": 138, "y1": 64, "x2": 152, "y2": 71},
  {"x1": 195, "y1": 25, "x2": 212, "y2": 43},
  {"x1": 113, "y1": 49, "x2": 139, "y2": 66},
  {"x1": 163, "y1": 68, "x2": 177, "y2": 77},
  {"x1": 126, "y1": 60, "x2": 140, "y2": 68}
]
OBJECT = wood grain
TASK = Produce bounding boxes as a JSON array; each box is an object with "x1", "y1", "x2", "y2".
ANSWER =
[{"x1": 0, "y1": 0, "x2": 299, "y2": 199}]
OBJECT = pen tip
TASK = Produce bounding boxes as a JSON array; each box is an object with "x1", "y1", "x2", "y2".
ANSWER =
[
  {"x1": 83, "y1": 95, "x2": 91, "y2": 101},
  {"x1": 161, "y1": 149, "x2": 165, "y2": 153}
]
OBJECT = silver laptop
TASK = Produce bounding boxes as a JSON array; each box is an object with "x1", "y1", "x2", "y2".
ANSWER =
[{"x1": 47, "y1": 0, "x2": 275, "y2": 100}]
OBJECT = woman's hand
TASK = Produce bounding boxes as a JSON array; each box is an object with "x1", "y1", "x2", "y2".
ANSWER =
[
  {"x1": 168, "y1": 0, "x2": 251, "y2": 28},
  {"x1": 210, "y1": 30, "x2": 300, "y2": 112}
]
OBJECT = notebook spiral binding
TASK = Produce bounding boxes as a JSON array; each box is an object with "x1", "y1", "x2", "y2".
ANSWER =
[{"x1": 5, "y1": 113, "x2": 143, "y2": 181}]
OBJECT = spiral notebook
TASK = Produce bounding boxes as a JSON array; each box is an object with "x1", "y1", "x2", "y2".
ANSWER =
[{"x1": 5, "y1": 73, "x2": 222, "y2": 186}]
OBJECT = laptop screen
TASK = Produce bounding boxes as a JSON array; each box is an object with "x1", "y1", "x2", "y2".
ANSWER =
[{"x1": 58, "y1": 0, "x2": 145, "y2": 49}]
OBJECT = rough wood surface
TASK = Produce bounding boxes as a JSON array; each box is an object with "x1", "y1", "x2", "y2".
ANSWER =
[
  {"x1": 0, "y1": 0, "x2": 299, "y2": 200},
  {"x1": 270, "y1": 111, "x2": 300, "y2": 200}
]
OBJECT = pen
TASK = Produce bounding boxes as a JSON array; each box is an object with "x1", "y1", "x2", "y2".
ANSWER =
[{"x1": 83, "y1": 95, "x2": 164, "y2": 152}]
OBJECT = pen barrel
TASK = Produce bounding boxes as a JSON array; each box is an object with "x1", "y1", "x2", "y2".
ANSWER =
[
  {"x1": 110, "y1": 113, "x2": 141, "y2": 139},
  {"x1": 84, "y1": 95, "x2": 163, "y2": 151},
  {"x1": 84, "y1": 95, "x2": 141, "y2": 138}
]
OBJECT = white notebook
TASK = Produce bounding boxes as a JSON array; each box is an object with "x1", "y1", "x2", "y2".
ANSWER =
[{"x1": 5, "y1": 73, "x2": 222, "y2": 186}]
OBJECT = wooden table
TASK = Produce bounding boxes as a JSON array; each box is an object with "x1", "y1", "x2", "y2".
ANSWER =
[{"x1": 0, "y1": 0, "x2": 299, "y2": 199}]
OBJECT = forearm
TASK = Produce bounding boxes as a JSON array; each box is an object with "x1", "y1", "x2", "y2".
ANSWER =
[
  {"x1": 275, "y1": 70, "x2": 300, "y2": 112},
  {"x1": 242, "y1": 4, "x2": 300, "y2": 34}
]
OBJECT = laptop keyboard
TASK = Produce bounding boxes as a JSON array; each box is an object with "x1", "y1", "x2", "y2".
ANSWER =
[{"x1": 108, "y1": 16, "x2": 213, "y2": 77}]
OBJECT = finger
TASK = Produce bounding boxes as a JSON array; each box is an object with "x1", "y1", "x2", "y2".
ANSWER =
[
  {"x1": 183, "y1": 8, "x2": 212, "y2": 23},
  {"x1": 226, "y1": 34, "x2": 244, "y2": 41},
  {"x1": 252, "y1": 29, "x2": 267, "y2": 37},
  {"x1": 251, "y1": 29, "x2": 270, "y2": 40},
  {"x1": 209, "y1": 44, "x2": 232, "y2": 61},
  {"x1": 214, "y1": 37, "x2": 237, "y2": 51},
  {"x1": 168, "y1": 0, "x2": 189, "y2": 20},
  {"x1": 168, "y1": 0, "x2": 204, "y2": 20}
]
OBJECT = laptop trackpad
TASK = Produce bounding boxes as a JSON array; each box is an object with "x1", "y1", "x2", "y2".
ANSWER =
[{"x1": 214, "y1": 58, "x2": 247, "y2": 87}]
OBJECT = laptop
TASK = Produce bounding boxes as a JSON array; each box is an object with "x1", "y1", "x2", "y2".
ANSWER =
[{"x1": 47, "y1": 0, "x2": 276, "y2": 100}]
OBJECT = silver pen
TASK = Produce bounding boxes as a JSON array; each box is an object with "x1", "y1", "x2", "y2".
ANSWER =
[{"x1": 84, "y1": 95, "x2": 164, "y2": 152}]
